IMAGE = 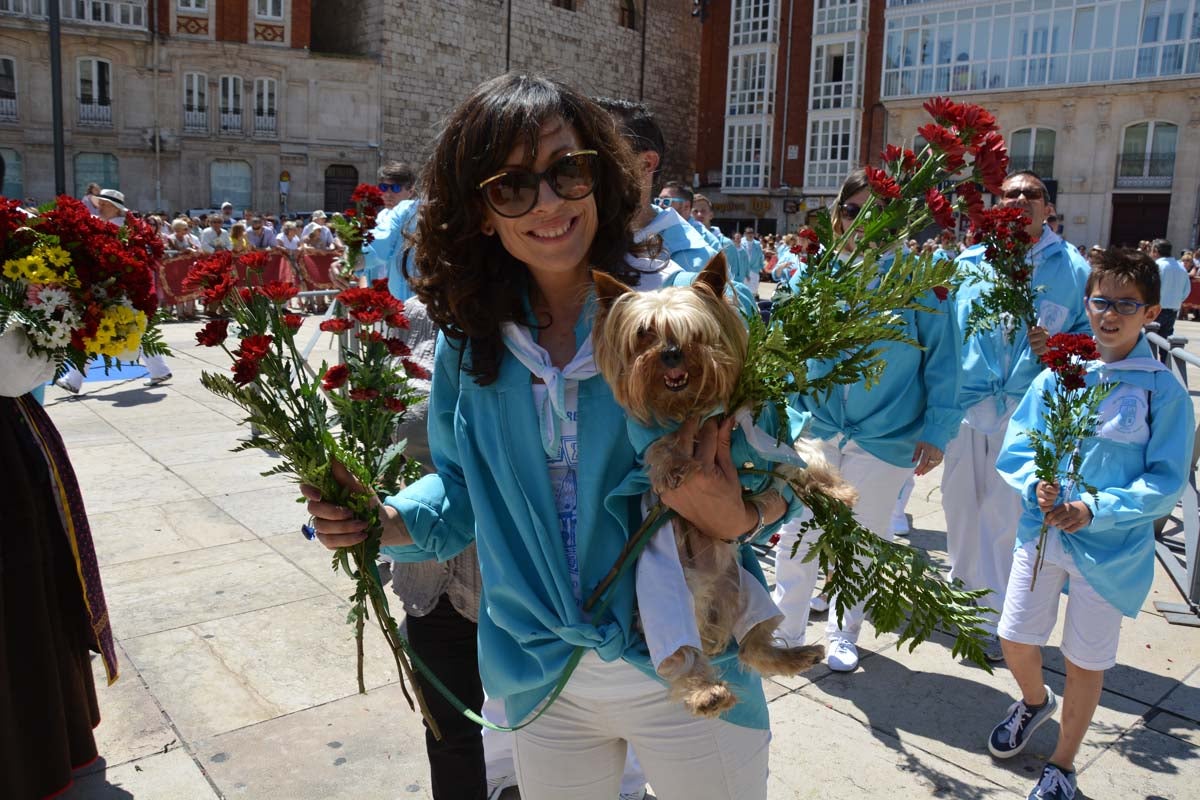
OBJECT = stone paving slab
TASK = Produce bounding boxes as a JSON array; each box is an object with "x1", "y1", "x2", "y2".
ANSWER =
[
  {"x1": 62, "y1": 749, "x2": 220, "y2": 799},
  {"x1": 88, "y1": 498, "x2": 258, "y2": 566},
  {"x1": 210, "y1": 484, "x2": 310, "y2": 539}
]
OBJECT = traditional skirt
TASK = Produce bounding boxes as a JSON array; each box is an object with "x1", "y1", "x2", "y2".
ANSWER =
[{"x1": 0, "y1": 395, "x2": 111, "y2": 799}]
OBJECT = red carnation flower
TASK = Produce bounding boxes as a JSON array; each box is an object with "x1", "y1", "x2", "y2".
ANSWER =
[
  {"x1": 402, "y1": 359, "x2": 431, "y2": 380},
  {"x1": 972, "y1": 131, "x2": 1010, "y2": 195},
  {"x1": 283, "y1": 313, "x2": 303, "y2": 331},
  {"x1": 918, "y1": 123, "x2": 967, "y2": 170},
  {"x1": 195, "y1": 318, "x2": 230, "y2": 347},
  {"x1": 384, "y1": 311, "x2": 410, "y2": 330},
  {"x1": 259, "y1": 281, "x2": 299, "y2": 304},
  {"x1": 902, "y1": 149, "x2": 919, "y2": 173},
  {"x1": 957, "y1": 183, "x2": 986, "y2": 227},
  {"x1": 319, "y1": 318, "x2": 354, "y2": 333},
  {"x1": 933, "y1": 286, "x2": 949, "y2": 301},
  {"x1": 352, "y1": 308, "x2": 385, "y2": 325},
  {"x1": 321, "y1": 363, "x2": 350, "y2": 391},
  {"x1": 238, "y1": 287, "x2": 255, "y2": 304},
  {"x1": 864, "y1": 166, "x2": 902, "y2": 200},
  {"x1": 955, "y1": 103, "x2": 999, "y2": 149},
  {"x1": 385, "y1": 338, "x2": 411, "y2": 357},
  {"x1": 348, "y1": 387, "x2": 380, "y2": 401},
  {"x1": 231, "y1": 358, "x2": 260, "y2": 386},
  {"x1": 924, "y1": 187, "x2": 956, "y2": 230},
  {"x1": 384, "y1": 396, "x2": 407, "y2": 413},
  {"x1": 881, "y1": 144, "x2": 904, "y2": 165},
  {"x1": 235, "y1": 334, "x2": 273, "y2": 363},
  {"x1": 922, "y1": 97, "x2": 961, "y2": 127}
]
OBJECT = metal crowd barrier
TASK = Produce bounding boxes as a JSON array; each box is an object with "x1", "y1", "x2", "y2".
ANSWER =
[{"x1": 1146, "y1": 327, "x2": 1200, "y2": 627}]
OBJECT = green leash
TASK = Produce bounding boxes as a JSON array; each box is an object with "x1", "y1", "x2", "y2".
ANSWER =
[{"x1": 385, "y1": 504, "x2": 676, "y2": 732}]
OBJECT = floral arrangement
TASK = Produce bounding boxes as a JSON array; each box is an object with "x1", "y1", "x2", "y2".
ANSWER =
[
  {"x1": 0, "y1": 196, "x2": 168, "y2": 373},
  {"x1": 1024, "y1": 333, "x2": 1113, "y2": 589},
  {"x1": 186, "y1": 251, "x2": 433, "y2": 723},
  {"x1": 728, "y1": 97, "x2": 1020, "y2": 665},
  {"x1": 789, "y1": 227, "x2": 820, "y2": 259},
  {"x1": 328, "y1": 184, "x2": 385, "y2": 281},
  {"x1": 960, "y1": 205, "x2": 1039, "y2": 342}
]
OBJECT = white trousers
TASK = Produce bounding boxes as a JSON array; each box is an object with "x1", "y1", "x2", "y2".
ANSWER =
[
  {"x1": 511, "y1": 652, "x2": 769, "y2": 800},
  {"x1": 940, "y1": 416, "x2": 1023, "y2": 633},
  {"x1": 483, "y1": 693, "x2": 647, "y2": 795},
  {"x1": 772, "y1": 439, "x2": 913, "y2": 644},
  {"x1": 58, "y1": 350, "x2": 171, "y2": 391}
]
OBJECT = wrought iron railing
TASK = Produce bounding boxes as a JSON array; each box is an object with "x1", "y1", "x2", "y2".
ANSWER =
[
  {"x1": 219, "y1": 111, "x2": 243, "y2": 135},
  {"x1": 0, "y1": 96, "x2": 16, "y2": 121},
  {"x1": 253, "y1": 111, "x2": 276, "y2": 136},
  {"x1": 78, "y1": 100, "x2": 112, "y2": 126},
  {"x1": 1116, "y1": 154, "x2": 1175, "y2": 188},
  {"x1": 183, "y1": 107, "x2": 208, "y2": 133}
]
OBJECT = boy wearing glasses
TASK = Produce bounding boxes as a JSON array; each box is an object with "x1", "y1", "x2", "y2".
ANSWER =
[
  {"x1": 942, "y1": 171, "x2": 1093, "y2": 662},
  {"x1": 988, "y1": 249, "x2": 1193, "y2": 800},
  {"x1": 363, "y1": 161, "x2": 419, "y2": 297}
]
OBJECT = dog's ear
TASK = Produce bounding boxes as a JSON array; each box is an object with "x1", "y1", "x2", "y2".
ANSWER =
[
  {"x1": 592, "y1": 269, "x2": 633, "y2": 313},
  {"x1": 695, "y1": 251, "x2": 729, "y2": 299}
]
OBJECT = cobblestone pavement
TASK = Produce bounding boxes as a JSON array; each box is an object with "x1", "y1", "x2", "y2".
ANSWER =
[{"x1": 49, "y1": 315, "x2": 1200, "y2": 799}]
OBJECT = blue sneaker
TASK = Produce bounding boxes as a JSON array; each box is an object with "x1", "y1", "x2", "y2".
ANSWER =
[
  {"x1": 1027, "y1": 763, "x2": 1077, "y2": 799},
  {"x1": 988, "y1": 685, "x2": 1057, "y2": 758}
]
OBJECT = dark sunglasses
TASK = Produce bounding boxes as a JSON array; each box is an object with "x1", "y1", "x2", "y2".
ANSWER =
[
  {"x1": 477, "y1": 150, "x2": 599, "y2": 218},
  {"x1": 839, "y1": 202, "x2": 865, "y2": 219},
  {"x1": 1002, "y1": 186, "x2": 1045, "y2": 200},
  {"x1": 378, "y1": 183, "x2": 409, "y2": 193}
]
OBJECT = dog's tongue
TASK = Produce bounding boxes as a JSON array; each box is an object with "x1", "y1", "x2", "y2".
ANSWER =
[{"x1": 665, "y1": 368, "x2": 687, "y2": 382}]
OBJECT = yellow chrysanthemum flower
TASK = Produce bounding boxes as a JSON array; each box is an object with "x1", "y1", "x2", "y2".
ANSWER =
[
  {"x1": 1, "y1": 258, "x2": 23, "y2": 281},
  {"x1": 84, "y1": 304, "x2": 148, "y2": 357},
  {"x1": 40, "y1": 246, "x2": 71, "y2": 269}
]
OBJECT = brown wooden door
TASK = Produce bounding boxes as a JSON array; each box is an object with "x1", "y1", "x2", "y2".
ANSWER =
[
  {"x1": 323, "y1": 165, "x2": 359, "y2": 213},
  {"x1": 1109, "y1": 193, "x2": 1170, "y2": 248}
]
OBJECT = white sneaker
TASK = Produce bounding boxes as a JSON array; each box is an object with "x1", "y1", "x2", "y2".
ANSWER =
[
  {"x1": 889, "y1": 512, "x2": 910, "y2": 536},
  {"x1": 809, "y1": 593, "x2": 830, "y2": 613},
  {"x1": 619, "y1": 789, "x2": 648, "y2": 800},
  {"x1": 827, "y1": 636, "x2": 859, "y2": 672},
  {"x1": 486, "y1": 773, "x2": 516, "y2": 800}
]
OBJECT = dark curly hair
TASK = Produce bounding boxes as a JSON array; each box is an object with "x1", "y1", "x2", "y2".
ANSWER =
[{"x1": 409, "y1": 72, "x2": 652, "y2": 385}]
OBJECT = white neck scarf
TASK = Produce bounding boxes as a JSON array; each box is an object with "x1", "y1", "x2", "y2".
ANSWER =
[{"x1": 501, "y1": 321, "x2": 599, "y2": 458}]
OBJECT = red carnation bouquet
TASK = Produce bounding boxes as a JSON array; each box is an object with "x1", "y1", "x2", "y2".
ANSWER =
[
  {"x1": 329, "y1": 184, "x2": 385, "y2": 282},
  {"x1": 186, "y1": 251, "x2": 433, "y2": 722},
  {"x1": 1024, "y1": 333, "x2": 1114, "y2": 588},
  {"x1": 0, "y1": 196, "x2": 168, "y2": 375},
  {"x1": 960, "y1": 205, "x2": 1039, "y2": 343}
]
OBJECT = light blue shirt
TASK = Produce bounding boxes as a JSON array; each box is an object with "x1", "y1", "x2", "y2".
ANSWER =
[
  {"x1": 637, "y1": 206, "x2": 717, "y2": 273},
  {"x1": 954, "y1": 227, "x2": 1092, "y2": 415},
  {"x1": 771, "y1": 247, "x2": 800, "y2": 282},
  {"x1": 786, "y1": 252, "x2": 963, "y2": 466},
  {"x1": 363, "y1": 198, "x2": 420, "y2": 300},
  {"x1": 743, "y1": 238, "x2": 765, "y2": 278},
  {"x1": 687, "y1": 217, "x2": 745, "y2": 282},
  {"x1": 382, "y1": 264, "x2": 771, "y2": 731},
  {"x1": 1156, "y1": 256, "x2": 1191, "y2": 311},
  {"x1": 996, "y1": 336, "x2": 1194, "y2": 617}
]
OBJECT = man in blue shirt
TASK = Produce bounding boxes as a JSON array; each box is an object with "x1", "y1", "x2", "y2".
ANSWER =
[
  {"x1": 362, "y1": 161, "x2": 419, "y2": 299},
  {"x1": 1150, "y1": 238, "x2": 1191, "y2": 338}
]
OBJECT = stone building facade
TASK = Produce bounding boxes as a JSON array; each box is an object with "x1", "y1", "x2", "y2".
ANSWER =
[
  {"x1": 881, "y1": 0, "x2": 1200, "y2": 250},
  {"x1": 0, "y1": 0, "x2": 704, "y2": 215}
]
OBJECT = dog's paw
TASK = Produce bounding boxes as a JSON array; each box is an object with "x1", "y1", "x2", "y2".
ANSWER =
[
  {"x1": 646, "y1": 438, "x2": 699, "y2": 491},
  {"x1": 684, "y1": 682, "x2": 738, "y2": 718}
]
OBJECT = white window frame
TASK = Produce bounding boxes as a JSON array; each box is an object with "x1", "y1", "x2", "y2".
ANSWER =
[
  {"x1": 731, "y1": 0, "x2": 778, "y2": 46},
  {"x1": 0, "y1": 57, "x2": 16, "y2": 123},
  {"x1": 811, "y1": 39, "x2": 861, "y2": 110},
  {"x1": 253, "y1": 77, "x2": 278, "y2": 135},
  {"x1": 178, "y1": 0, "x2": 207, "y2": 10},
  {"x1": 723, "y1": 120, "x2": 773, "y2": 191},
  {"x1": 1009, "y1": 127, "x2": 1057, "y2": 177},
  {"x1": 255, "y1": 0, "x2": 283, "y2": 19},
  {"x1": 804, "y1": 114, "x2": 858, "y2": 191},
  {"x1": 1117, "y1": 119, "x2": 1177, "y2": 186},
  {"x1": 77, "y1": 57, "x2": 112, "y2": 107},
  {"x1": 183, "y1": 71, "x2": 207, "y2": 132},
  {"x1": 219, "y1": 75, "x2": 242, "y2": 134}
]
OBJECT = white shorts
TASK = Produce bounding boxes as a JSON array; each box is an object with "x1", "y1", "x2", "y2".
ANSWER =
[{"x1": 998, "y1": 534, "x2": 1124, "y2": 671}]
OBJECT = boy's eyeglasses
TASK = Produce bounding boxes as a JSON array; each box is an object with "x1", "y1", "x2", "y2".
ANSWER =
[
  {"x1": 653, "y1": 196, "x2": 688, "y2": 208},
  {"x1": 1086, "y1": 296, "x2": 1151, "y2": 316},
  {"x1": 378, "y1": 183, "x2": 409, "y2": 193},
  {"x1": 1002, "y1": 186, "x2": 1045, "y2": 200},
  {"x1": 477, "y1": 150, "x2": 599, "y2": 218}
]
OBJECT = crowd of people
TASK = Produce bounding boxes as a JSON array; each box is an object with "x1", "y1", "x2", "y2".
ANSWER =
[{"x1": 6, "y1": 73, "x2": 1196, "y2": 800}]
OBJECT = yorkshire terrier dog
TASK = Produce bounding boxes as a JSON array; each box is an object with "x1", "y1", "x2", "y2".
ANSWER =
[{"x1": 593, "y1": 253, "x2": 857, "y2": 717}]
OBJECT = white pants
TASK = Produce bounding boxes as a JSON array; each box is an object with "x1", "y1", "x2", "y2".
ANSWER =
[
  {"x1": 941, "y1": 413, "x2": 1023, "y2": 634},
  {"x1": 512, "y1": 652, "x2": 769, "y2": 800},
  {"x1": 772, "y1": 439, "x2": 913, "y2": 644},
  {"x1": 483, "y1": 693, "x2": 647, "y2": 795},
  {"x1": 58, "y1": 350, "x2": 171, "y2": 391}
]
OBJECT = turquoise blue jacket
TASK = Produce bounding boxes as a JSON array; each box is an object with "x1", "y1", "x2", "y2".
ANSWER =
[
  {"x1": 771, "y1": 248, "x2": 800, "y2": 282},
  {"x1": 639, "y1": 206, "x2": 717, "y2": 273},
  {"x1": 382, "y1": 267, "x2": 771, "y2": 730},
  {"x1": 744, "y1": 239, "x2": 765, "y2": 278},
  {"x1": 954, "y1": 227, "x2": 1091, "y2": 415},
  {"x1": 363, "y1": 199, "x2": 419, "y2": 300},
  {"x1": 688, "y1": 217, "x2": 745, "y2": 282},
  {"x1": 996, "y1": 336, "x2": 1194, "y2": 617},
  {"x1": 786, "y1": 253, "x2": 963, "y2": 467}
]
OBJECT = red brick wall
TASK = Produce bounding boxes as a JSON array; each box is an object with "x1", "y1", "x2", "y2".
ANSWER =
[
  {"x1": 858, "y1": 0, "x2": 887, "y2": 165},
  {"x1": 695, "y1": 6, "x2": 731, "y2": 187},
  {"x1": 216, "y1": 0, "x2": 249, "y2": 43},
  {"x1": 774, "y1": 0, "x2": 813, "y2": 188},
  {"x1": 152, "y1": 0, "x2": 169, "y2": 35},
  {"x1": 291, "y1": 0, "x2": 312, "y2": 49}
]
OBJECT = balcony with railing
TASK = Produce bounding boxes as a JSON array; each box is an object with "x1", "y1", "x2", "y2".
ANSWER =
[
  {"x1": 0, "y1": 96, "x2": 16, "y2": 121},
  {"x1": 218, "y1": 110, "x2": 243, "y2": 135},
  {"x1": 183, "y1": 107, "x2": 207, "y2": 133},
  {"x1": 1008, "y1": 155, "x2": 1055, "y2": 179},
  {"x1": 252, "y1": 111, "x2": 276, "y2": 137},
  {"x1": 1116, "y1": 154, "x2": 1175, "y2": 189},
  {"x1": 0, "y1": 0, "x2": 147, "y2": 30},
  {"x1": 78, "y1": 99, "x2": 111, "y2": 126}
]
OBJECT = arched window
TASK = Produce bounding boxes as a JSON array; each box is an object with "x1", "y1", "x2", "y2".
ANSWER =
[
  {"x1": 619, "y1": 0, "x2": 637, "y2": 30},
  {"x1": 74, "y1": 152, "x2": 119, "y2": 197},
  {"x1": 211, "y1": 160, "x2": 252, "y2": 209},
  {"x1": 0, "y1": 148, "x2": 22, "y2": 199},
  {"x1": 1117, "y1": 121, "x2": 1177, "y2": 188},
  {"x1": 1009, "y1": 128, "x2": 1056, "y2": 178},
  {"x1": 324, "y1": 164, "x2": 359, "y2": 212}
]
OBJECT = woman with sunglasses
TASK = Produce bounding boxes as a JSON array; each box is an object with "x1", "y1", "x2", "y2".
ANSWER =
[
  {"x1": 770, "y1": 168, "x2": 962, "y2": 673},
  {"x1": 305, "y1": 73, "x2": 780, "y2": 799}
]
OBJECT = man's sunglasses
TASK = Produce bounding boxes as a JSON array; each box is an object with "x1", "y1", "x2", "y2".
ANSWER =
[
  {"x1": 477, "y1": 150, "x2": 599, "y2": 218},
  {"x1": 1002, "y1": 186, "x2": 1045, "y2": 200},
  {"x1": 1086, "y1": 296, "x2": 1151, "y2": 316},
  {"x1": 378, "y1": 183, "x2": 410, "y2": 193},
  {"x1": 839, "y1": 202, "x2": 868, "y2": 219},
  {"x1": 653, "y1": 196, "x2": 688, "y2": 209}
]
